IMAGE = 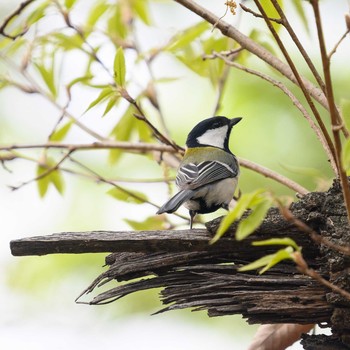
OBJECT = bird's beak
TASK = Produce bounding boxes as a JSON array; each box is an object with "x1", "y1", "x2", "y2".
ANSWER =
[{"x1": 230, "y1": 117, "x2": 242, "y2": 127}]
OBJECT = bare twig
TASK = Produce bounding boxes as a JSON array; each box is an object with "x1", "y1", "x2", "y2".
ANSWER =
[
  {"x1": 279, "y1": 205, "x2": 350, "y2": 256},
  {"x1": 269, "y1": 0, "x2": 326, "y2": 93},
  {"x1": 173, "y1": 0, "x2": 329, "y2": 110},
  {"x1": 239, "y1": 158, "x2": 309, "y2": 195},
  {"x1": 205, "y1": 51, "x2": 338, "y2": 174},
  {"x1": 0, "y1": 0, "x2": 35, "y2": 39},
  {"x1": 311, "y1": 0, "x2": 350, "y2": 223},
  {"x1": 293, "y1": 252, "x2": 350, "y2": 301},
  {"x1": 0, "y1": 141, "x2": 178, "y2": 154},
  {"x1": 0, "y1": 141, "x2": 310, "y2": 195},
  {"x1": 10, "y1": 149, "x2": 73, "y2": 191},
  {"x1": 240, "y1": 3, "x2": 283, "y2": 24},
  {"x1": 328, "y1": 29, "x2": 350, "y2": 60},
  {"x1": 253, "y1": 0, "x2": 337, "y2": 172}
]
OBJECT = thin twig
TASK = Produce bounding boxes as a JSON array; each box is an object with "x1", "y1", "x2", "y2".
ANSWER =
[
  {"x1": 173, "y1": 0, "x2": 329, "y2": 110},
  {"x1": 240, "y1": 3, "x2": 283, "y2": 24},
  {"x1": 239, "y1": 158, "x2": 309, "y2": 195},
  {"x1": 269, "y1": 0, "x2": 326, "y2": 93},
  {"x1": 10, "y1": 149, "x2": 74, "y2": 191},
  {"x1": 279, "y1": 205, "x2": 350, "y2": 256},
  {"x1": 253, "y1": 0, "x2": 337, "y2": 174},
  {"x1": 311, "y1": 0, "x2": 350, "y2": 223},
  {"x1": 0, "y1": 141, "x2": 310, "y2": 195},
  {"x1": 293, "y1": 252, "x2": 350, "y2": 301},
  {"x1": 0, "y1": 141, "x2": 178, "y2": 154},
  {"x1": 0, "y1": 0, "x2": 35, "y2": 39},
  {"x1": 328, "y1": 29, "x2": 350, "y2": 60},
  {"x1": 205, "y1": 51, "x2": 338, "y2": 174}
]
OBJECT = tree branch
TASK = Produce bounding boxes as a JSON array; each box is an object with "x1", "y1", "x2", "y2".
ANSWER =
[
  {"x1": 173, "y1": 0, "x2": 329, "y2": 110},
  {"x1": 204, "y1": 51, "x2": 338, "y2": 175}
]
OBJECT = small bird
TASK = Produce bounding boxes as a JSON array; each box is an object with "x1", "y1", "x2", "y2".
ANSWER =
[{"x1": 157, "y1": 116, "x2": 241, "y2": 229}]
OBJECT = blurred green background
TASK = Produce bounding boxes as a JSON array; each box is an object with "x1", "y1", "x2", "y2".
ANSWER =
[{"x1": 1, "y1": 0, "x2": 349, "y2": 349}]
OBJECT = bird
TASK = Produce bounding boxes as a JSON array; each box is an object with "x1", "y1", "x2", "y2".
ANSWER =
[{"x1": 157, "y1": 116, "x2": 241, "y2": 229}]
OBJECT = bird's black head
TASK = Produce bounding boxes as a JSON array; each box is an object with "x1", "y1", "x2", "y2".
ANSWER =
[{"x1": 186, "y1": 116, "x2": 242, "y2": 151}]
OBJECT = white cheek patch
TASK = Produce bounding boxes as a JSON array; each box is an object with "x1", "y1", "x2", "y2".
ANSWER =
[{"x1": 196, "y1": 125, "x2": 228, "y2": 149}]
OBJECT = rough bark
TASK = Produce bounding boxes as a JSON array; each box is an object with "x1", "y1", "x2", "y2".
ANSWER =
[{"x1": 9, "y1": 180, "x2": 350, "y2": 349}]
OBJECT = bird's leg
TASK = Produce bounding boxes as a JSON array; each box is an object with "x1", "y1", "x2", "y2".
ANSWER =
[{"x1": 189, "y1": 210, "x2": 196, "y2": 229}]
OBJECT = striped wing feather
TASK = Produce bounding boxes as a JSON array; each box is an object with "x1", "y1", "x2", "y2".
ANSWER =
[{"x1": 176, "y1": 161, "x2": 236, "y2": 190}]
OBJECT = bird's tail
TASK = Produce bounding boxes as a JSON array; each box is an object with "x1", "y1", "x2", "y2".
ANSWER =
[{"x1": 157, "y1": 190, "x2": 195, "y2": 214}]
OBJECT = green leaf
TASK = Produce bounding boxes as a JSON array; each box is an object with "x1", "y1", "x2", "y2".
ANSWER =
[
  {"x1": 211, "y1": 189, "x2": 266, "y2": 244},
  {"x1": 65, "y1": 0, "x2": 76, "y2": 10},
  {"x1": 107, "y1": 3, "x2": 128, "y2": 40},
  {"x1": 36, "y1": 158, "x2": 65, "y2": 197},
  {"x1": 259, "y1": 247, "x2": 294, "y2": 274},
  {"x1": 67, "y1": 75, "x2": 93, "y2": 89},
  {"x1": 50, "y1": 169, "x2": 65, "y2": 195},
  {"x1": 133, "y1": 0, "x2": 151, "y2": 25},
  {"x1": 49, "y1": 121, "x2": 73, "y2": 142},
  {"x1": 37, "y1": 164, "x2": 50, "y2": 198},
  {"x1": 341, "y1": 99, "x2": 350, "y2": 132},
  {"x1": 252, "y1": 237, "x2": 300, "y2": 251},
  {"x1": 236, "y1": 197, "x2": 273, "y2": 241},
  {"x1": 109, "y1": 105, "x2": 136, "y2": 163},
  {"x1": 84, "y1": 86, "x2": 114, "y2": 113},
  {"x1": 262, "y1": 0, "x2": 283, "y2": 32},
  {"x1": 114, "y1": 47, "x2": 126, "y2": 87},
  {"x1": 166, "y1": 21, "x2": 210, "y2": 52},
  {"x1": 34, "y1": 61, "x2": 57, "y2": 98},
  {"x1": 102, "y1": 94, "x2": 120, "y2": 117},
  {"x1": 107, "y1": 187, "x2": 148, "y2": 204},
  {"x1": 124, "y1": 216, "x2": 166, "y2": 230},
  {"x1": 51, "y1": 33, "x2": 84, "y2": 51},
  {"x1": 238, "y1": 253, "x2": 275, "y2": 272},
  {"x1": 87, "y1": 1, "x2": 109, "y2": 28},
  {"x1": 238, "y1": 247, "x2": 294, "y2": 274},
  {"x1": 26, "y1": 1, "x2": 49, "y2": 27}
]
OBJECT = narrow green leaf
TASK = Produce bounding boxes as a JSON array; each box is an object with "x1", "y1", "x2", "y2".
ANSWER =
[
  {"x1": 84, "y1": 86, "x2": 114, "y2": 113},
  {"x1": 49, "y1": 121, "x2": 73, "y2": 141},
  {"x1": 124, "y1": 216, "x2": 166, "y2": 230},
  {"x1": 107, "y1": 3, "x2": 128, "y2": 40},
  {"x1": 26, "y1": 1, "x2": 49, "y2": 26},
  {"x1": 259, "y1": 247, "x2": 294, "y2": 274},
  {"x1": 238, "y1": 247, "x2": 294, "y2": 274},
  {"x1": 252, "y1": 237, "x2": 300, "y2": 251},
  {"x1": 109, "y1": 104, "x2": 136, "y2": 163},
  {"x1": 50, "y1": 170, "x2": 65, "y2": 195},
  {"x1": 37, "y1": 164, "x2": 50, "y2": 198},
  {"x1": 211, "y1": 189, "x2": 266, "y2": 244},
  {"x1": 262, "y1": 0, "x2": 283, "y2": 32},
  {"x1": 34, "y1": 62, "x2": 57, "y2": 98},
  {"x1": 52, "y1": 33, "x2": 84, "y2": 51},
  {"x1": 107, "y1": 187, "x2": 148, "y2": 204},
  {"x1": 102, "y1": 94, "x2": 120, "y2": 117},
  {"x1": 133, "y1": 0, "x2": 151, "y2": 25},
  {"x1": 238, "y1": 253, "x2": 275, "y2": 272},
  {"x1": 87, "y1": 1, "x2": 109, "y2": 27},
  {"x1": 65, "y1": 0, "x2": 76, "y2": 9},
  {"x1": 236, "y1": 198, "x2": 272, "y2": 241},
  {"x1": 67, "y1": 75, "x2": 93, "y2": 89},
  {"x1": 114, "y1": 47, "x2": 126, "y2": 87},
  {"x1": 166, "y1": 21, "x2": 210, "y2": 52}
]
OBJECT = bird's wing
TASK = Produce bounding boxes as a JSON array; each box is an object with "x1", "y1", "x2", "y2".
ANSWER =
[{"x1": 176, "y1": 161, "x2": 237, "y2": 190}]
